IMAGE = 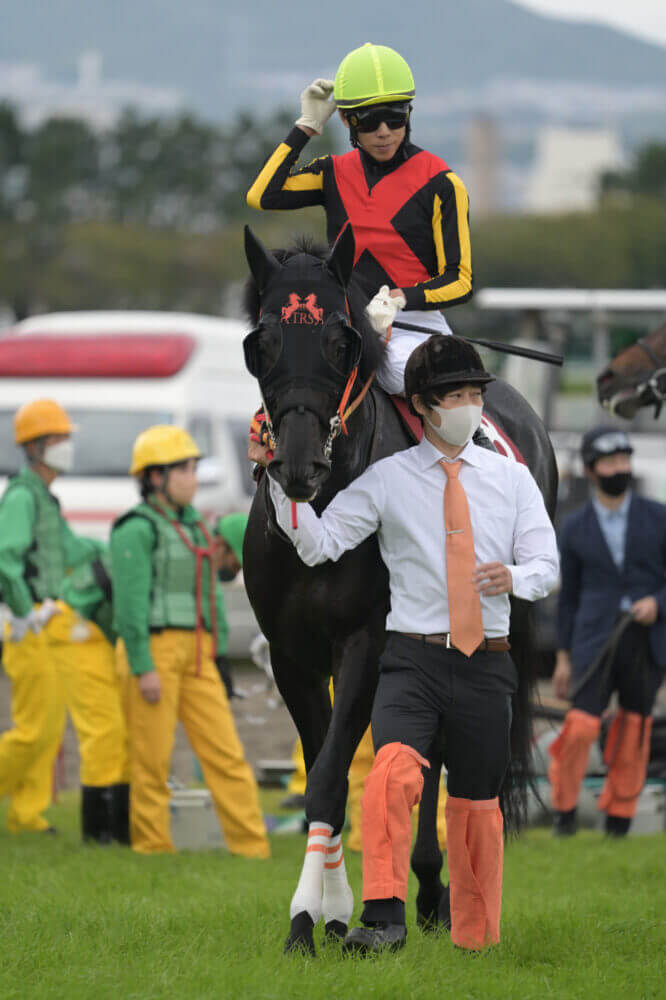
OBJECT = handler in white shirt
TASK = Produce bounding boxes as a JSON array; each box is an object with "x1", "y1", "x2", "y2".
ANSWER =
[{"x1": 269, "y1": 335, "x2": 558, "y2": 955}]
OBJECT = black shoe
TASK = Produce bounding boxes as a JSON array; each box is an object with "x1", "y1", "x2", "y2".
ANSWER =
[
  {"x1": 605, "y1": 815, "x2": 631, "y2": 837},
  {"x1": 342, "y1": 923, "x2": 406, "y2": 956},
  {"x1": 552, "y1": 808, "x2": 577, "y2": 837},
  {"x1": 81, "y1": 785, "x2": 113, "y2": 844}
]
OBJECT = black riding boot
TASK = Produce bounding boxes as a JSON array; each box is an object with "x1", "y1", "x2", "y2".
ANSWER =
[
  {"x1": 110, "y1": 783, "x2": 131, "y2": 845},
  {"x1": 81, "y1": 785, "x2": 113, "y2": 844}
]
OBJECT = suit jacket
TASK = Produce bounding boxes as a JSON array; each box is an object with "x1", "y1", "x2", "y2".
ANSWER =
[{"x1": 557, "y1": 494, "x2": 666, "y2": 670}]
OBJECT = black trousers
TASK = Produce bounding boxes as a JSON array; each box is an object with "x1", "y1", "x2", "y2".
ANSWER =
[
  {"x1": 572, "y1": 623, "x2": 663, "y2": 718},
  {"x1": 371, "y1": 633, "x2": 518, "y2": 801}
]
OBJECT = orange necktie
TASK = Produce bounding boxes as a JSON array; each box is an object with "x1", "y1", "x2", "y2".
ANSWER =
[{"x1": 440, "y1": 460, "x2": 484, "y2": 656}]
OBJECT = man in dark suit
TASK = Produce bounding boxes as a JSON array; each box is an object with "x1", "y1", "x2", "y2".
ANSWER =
[{"x1": 549, "y1": 426, "x2": 666, "y2": 836}]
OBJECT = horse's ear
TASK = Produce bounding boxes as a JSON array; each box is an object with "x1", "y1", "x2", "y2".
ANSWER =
[
  {"x1": 244, "y1": 225, "x2": 281, "y2": 292},
  {"x1": 327, "y1": 223, "x2": 355, "y2": 288}
]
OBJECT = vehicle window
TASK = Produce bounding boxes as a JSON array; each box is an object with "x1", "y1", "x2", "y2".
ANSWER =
[
  {"x1": 0, "y1": 409, "x2": 173, "y2": 476},
  {"x1": 229, "y1": 418, "x2": 257, "y2": 497},
  {"x1": 186, "y1": 416, "x2": 214, "y2": 457}
]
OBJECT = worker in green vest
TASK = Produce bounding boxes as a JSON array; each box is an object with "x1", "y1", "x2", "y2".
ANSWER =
[
  {"x1": 110, "y1": 426, "x2": 269, "y2": 856},
  {"x1": 0, "y1": 399, "x2": 102, "y2": 833}
]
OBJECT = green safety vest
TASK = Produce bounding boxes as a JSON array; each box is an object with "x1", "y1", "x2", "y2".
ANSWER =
[
  {"x1": 63, "y1": 553, "x2": 115, "y2": 644},
  {"x1": 1, "y1": 469, "x2": 67, "y2": 602},
  {"x1": 114, "y1": 502, "x2": 213, "y2": 631}
]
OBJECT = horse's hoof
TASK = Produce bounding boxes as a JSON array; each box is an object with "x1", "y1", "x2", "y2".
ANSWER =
[
  {"x1": 283, "y1": 911, "x2": 316, "y2": 956},
  {"x1": 324, "y1": 920, "x2": 347, "y2": 943},
  {"x1": 416, "y1": 884, "x2": 451, "y2": 934}
]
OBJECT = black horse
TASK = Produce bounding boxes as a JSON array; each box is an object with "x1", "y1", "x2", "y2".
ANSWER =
[{"x1": 241, "y1": 225, "x2": 558, "y2": 955}]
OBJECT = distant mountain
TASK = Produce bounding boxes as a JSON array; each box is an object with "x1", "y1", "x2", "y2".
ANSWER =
[{"x1": 2, "y1": 0, "x2": 666, "y2": 121}]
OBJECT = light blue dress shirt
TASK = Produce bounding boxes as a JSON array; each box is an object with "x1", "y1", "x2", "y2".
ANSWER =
[{"x1": 592, "y1": 491, "x2": 632, "y2": 610}]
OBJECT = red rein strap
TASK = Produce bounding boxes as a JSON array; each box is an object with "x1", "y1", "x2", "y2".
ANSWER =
[{"x1": 147, "y1": 504, "x2": 218, "y2": 676}]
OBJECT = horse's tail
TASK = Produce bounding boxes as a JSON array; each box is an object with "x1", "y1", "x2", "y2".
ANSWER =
[{"x1": 500, "y1": 596, "x2": 539, "y2": 835}]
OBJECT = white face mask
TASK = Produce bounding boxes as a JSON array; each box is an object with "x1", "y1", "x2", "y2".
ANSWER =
[
  {"x1": 426, "y1": 404, "x2": 482, "y2": 447},
  {"x1": 42, "y1": 439, "x2": 75, "y2": 472}
]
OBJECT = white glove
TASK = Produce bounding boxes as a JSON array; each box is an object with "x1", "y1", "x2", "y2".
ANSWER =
[
  {"x1": 8, "y1": 608, "x2": 42, "y2": 642},
  {"x1": 295, "y1": 78, "x2": 336, "y2": 134},
  {"x1": 34, "y1": 598, "x2": 61, "y2": 629},
  {"x1": 365, "y1": 285, "x2": 407, "y2": 337}
]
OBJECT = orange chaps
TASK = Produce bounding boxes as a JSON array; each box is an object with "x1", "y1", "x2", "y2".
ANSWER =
[
  {"x1": 548, "y1": 709, "x2": 601, "y2": 812},
  {"x1": 598, "y1": 709, "x2": 653, "y2": 819},
  {"x1": 445, "y1": 796, "x2": 504, "y2": 950},
  {"x1": 361, "y1": 742, "x2": 428, "y2": 903}
]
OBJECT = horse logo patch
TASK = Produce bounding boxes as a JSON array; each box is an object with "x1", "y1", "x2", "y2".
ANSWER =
[{"x1": 281, "y1": 293, "x2": 325, "y2": 324}]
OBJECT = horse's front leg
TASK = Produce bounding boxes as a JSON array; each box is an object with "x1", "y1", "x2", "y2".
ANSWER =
[
  {"x1": 302, "y1": 626, "x2": 382, "y2": 944},
  {"x1": 270, "y1": 645, "x2": 332, "y2": 955}
]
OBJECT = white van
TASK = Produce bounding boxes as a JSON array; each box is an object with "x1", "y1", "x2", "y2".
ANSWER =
[{"x1": 0, "y1": 310, "x2": 260, "y2": 654}]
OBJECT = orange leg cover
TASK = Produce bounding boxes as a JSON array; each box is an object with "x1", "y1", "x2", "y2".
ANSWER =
[
  {"x1": 361, "y1": 742, "x2": 429, "y2": 903},
  {"x1": 445, "y1": 796, "x2": 504, "y2": 950},
  {"x1": 598, "y1": 710, "x2": 653, "y2": 819},
  {"x1": 548, "y1": 709, "x2": 601, "y2": 813}
]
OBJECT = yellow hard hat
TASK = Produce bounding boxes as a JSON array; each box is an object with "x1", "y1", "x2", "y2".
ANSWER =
[
  {"x1": 14, "y1": 399, "x2": 75, "y2": 444},
  {"x1": 130, "y1": 425, "x2": 201, "y2": 476}
]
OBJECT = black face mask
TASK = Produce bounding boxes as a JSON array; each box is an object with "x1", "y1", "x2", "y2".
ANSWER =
[{"x1": 597, "y1": 471, "x2": 632, "y2": 497}]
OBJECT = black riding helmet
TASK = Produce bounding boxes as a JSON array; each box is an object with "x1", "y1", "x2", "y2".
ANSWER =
[
  {"x1": 404, "y1": 335, "x2": 495, "y2": 416},
  {"x1": 581, "y1": 425, "x2": 633, "y2": 468}
]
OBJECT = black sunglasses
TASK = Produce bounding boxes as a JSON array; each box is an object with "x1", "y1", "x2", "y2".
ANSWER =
[{"x1": 348, "y1": 104, "x2": 410, "y2": 134}]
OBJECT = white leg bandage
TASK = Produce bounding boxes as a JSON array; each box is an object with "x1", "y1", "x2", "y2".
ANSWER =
[
  {"x1": 289, "y1": 822, "x2": 333, "y2": 925},
  {"x1": 322, "y1": 833, "x2": 354, "y2": 927}
]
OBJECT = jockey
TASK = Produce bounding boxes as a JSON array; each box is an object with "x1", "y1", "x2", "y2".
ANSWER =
[
  {"x1": 267, "y1": 335, "x2": 559, "y2": 954},
  {"x1": 247, "y1": 42, "x2": 472, "y2": 396}
]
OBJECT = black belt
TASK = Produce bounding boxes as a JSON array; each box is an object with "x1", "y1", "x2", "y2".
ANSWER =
[{"x1": 400, "y1": 633, "x2": 511, "y2": 653}]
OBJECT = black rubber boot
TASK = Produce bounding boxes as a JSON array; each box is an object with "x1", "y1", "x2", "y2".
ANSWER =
[
  {"x1": 552, "y1": 808, "x2": 578, "y2": 837},
  {"x1": 342, "y1": 923, "x2": 407, "y2": 956},
  {"x1": 81, "y1": 785, "x2": 113, "y2": 845},
  {"x1": 110, "y1": 783, "x2": 130, "y2": 845},
  {"x1": 605, "y1": 814, "x2": 631, "y2": 837}
]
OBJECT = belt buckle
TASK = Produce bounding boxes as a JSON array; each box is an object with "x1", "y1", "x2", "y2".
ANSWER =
[{"x1": 445, "y1": 633, "x2": 452, "y2": 649}]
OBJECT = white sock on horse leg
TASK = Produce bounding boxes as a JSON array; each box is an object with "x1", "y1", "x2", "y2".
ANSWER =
[
  {"x1": 322, "y1": 834, "x2": 354, "y2": 927},
  {"x1": 289, "y1": 822, "x2": 333, "y2": 924}
]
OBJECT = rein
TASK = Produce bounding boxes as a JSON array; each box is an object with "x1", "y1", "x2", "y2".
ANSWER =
[
  {"x1": 606, "y1": 336, "x2": 666, "y2": 419},
  {"x1": 147, "y1": 502, "x2": 219, "y2": 675}
]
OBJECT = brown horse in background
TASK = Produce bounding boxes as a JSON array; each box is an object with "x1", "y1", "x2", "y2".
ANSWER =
[{"x1": 597, "y1": 323, "x2": 666, "y2": 419}]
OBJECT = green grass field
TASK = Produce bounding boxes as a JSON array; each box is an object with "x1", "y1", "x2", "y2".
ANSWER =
[{"x1": 1, "y1": 792, "x2": 664, "y2": 1000}]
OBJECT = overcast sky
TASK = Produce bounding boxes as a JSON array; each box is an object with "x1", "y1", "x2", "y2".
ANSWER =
[{"x1": 513, "y1": 0, "x2": 666, "y2": 47}]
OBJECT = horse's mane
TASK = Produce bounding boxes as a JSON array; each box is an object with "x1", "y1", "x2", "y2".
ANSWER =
[{"x1": 243, "y1": 236, "x2": 386, "y2": 383}]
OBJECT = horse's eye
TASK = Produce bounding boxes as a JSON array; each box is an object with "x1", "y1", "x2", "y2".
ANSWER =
[
  {"x1": 243, "y1": 323, "x2": 282, "y2": 380},
  {"x1": 321, "y1": 323, "x2": 361, "y2": 376}
]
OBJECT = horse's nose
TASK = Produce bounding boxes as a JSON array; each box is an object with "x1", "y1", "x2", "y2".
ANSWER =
[{"x1": 269, "y1": 457, "x2": 330, "y2": 502}]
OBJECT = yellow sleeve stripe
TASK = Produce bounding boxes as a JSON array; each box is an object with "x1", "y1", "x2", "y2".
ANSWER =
[
  {"x1": 246, "y1": 143, "x2": 292, "y2": 210},
  {"x1": 283, "y1": 172, "x2": 324, "y2": 193},
  {"x1": 425, "y1": 172, "x2": 472, "y2": 305}
]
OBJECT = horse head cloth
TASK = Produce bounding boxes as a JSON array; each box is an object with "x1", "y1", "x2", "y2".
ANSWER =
[{"x1": 243, "y1": 226, "x2": 362, "y2": 429}]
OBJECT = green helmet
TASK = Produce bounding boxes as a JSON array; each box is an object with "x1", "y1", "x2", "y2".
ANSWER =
[
  {"x1": 334, "y1": 43, "x2": 415, "y2": 110},
  {"x1": 215, "y1": 512, "x2": 248, "y2": 565}
]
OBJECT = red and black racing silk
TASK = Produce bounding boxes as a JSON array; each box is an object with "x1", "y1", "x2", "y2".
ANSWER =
[{"x1": 247, "y1": 127, "x2": 472, "y2": 311}]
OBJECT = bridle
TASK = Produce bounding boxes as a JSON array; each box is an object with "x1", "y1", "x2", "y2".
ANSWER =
[{"x1": 605, "y1": 336, "x2": 666, "y2": 419}]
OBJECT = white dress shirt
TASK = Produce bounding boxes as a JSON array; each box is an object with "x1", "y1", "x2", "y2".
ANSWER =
[{"x1": 269, "y1": 436, "x2": 559, "y2": 637}]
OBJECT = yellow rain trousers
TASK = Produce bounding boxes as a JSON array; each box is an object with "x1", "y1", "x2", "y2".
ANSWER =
[
  {"x1": 118, "y1": 629, "x2": 270, "y2": 858},
  {"x1": 0, "y1": 602, "x2": 129, "y2": 832}
]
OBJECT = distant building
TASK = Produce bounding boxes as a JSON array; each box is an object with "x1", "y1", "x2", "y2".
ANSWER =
[
  {"x1": 0, "y1": 51, "x2": 182, "y2": 127},
  {"x1": 464, "y1": 116, "x2": 500, "y2": 218},
  {"x1": 524, "y1": 126, "x2": 625, "y2": 214}
]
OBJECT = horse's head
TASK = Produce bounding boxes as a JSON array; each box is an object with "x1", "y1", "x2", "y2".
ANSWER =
[
  {"x1": 597, "y1": 323, "x2": 666, "y2": 420},
  {"x1": 243, "y1": 226, "x2": 381, "y2": 501}
]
